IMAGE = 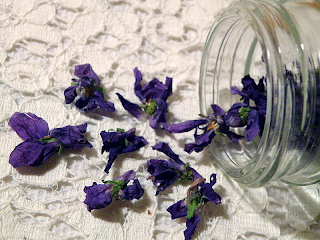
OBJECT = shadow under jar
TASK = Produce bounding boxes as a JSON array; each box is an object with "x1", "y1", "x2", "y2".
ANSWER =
[{"x1": 199, "y1": 0, "x2": 320, "y2": 188}]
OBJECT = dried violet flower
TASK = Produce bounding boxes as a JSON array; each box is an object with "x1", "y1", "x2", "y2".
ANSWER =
[
  {"x1": 116, "y1": 67, "x2": 172, "y2": 131},
  {"x1": 230, "y1": 74, "x2": 267, "y2": 140},
  {"x1": 100, "y1": 128, "x2": 148, "y2": 174},
  {"x1": 169, "y1": 104, "x2": 244, "y2": 153},
  {"x1": 169, "y1": 75, "x2": 267, "y2": 153},
  {"x1": 64, "y1": 64, "x2": 115, "y2": 112},
  {"x1": 9, "y1": 112, "x2": 92, "y2": 168},
  {"x1": 147, "y1": 142, "x2": 203, "y2": 195},
  {"x1": 84, "y1": 170, "x2": 144, "y2": 212},
  {"x1": 167, "y1": 174, "x2": 221, "y2": 240}
]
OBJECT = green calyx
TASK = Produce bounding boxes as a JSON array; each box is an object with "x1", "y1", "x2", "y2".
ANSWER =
[
  {"x1": 177, "y1": 163, "x2": 194, "y2": 183},
  {"x1": 142, "y1": 100, "x2": 157, "y2": 117},
  {"x1": 71, "y1": 82, "x2": 79, "y2": 86},
  {"x1": 108, "y1": 128, "x2": 125, "y2": 133},
  {"x1": 187, "y1": 191, "x2": 207, "y2": 220},
  {"x1": 187, "y1": 191, "x2": 207, "y2": 219},
  {"x1": 39, "y1": 136, "x2": 58, "y2": 143},
  {"x1": 238, "y1": 107, "x2": 251, "y2": 122},
  {"x1": 101, "y1": 179, "x2": 127, "y2": 197},
  {"x1": 96, "y1": 86, "x2": 105, "y2": 93}
]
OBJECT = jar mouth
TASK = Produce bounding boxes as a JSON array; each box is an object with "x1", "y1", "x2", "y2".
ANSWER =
[{"x1": 199, "y1": 0, "x2": 320, "y2": 187}]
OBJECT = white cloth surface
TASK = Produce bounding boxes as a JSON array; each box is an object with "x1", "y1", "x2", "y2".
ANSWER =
[{"x1": 0, "y1": 0, "x2": 319, "y2": 239}]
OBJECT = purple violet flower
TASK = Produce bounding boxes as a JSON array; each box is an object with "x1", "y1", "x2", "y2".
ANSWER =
[
  {"x1": 116, "y1": 67, "x2": 172, "y2": 131},
  {"x1": 8, "y1": 112, "x2": 92, "y2": 168},
  {"x1": 84, "y1": 170, "x2": 144, "y2": 212},
  {"x1": 100, "y1": 128, "x2": 148, "y2": 174},
  {"x1": 64, "y1": 64, "x2": 115, "y2": 112},
  {"x1": 167, "y1": 174, "x2": 221, "y2": 240},
  {"x1": 147, "y1": 142, "x2": 203, "y2": 195},
  {"x1": 169, "y1": 104, "x2": 244, "y2": 153},
  {"x1": 229, "y1": 74, "x2": 267, "y2": 140},
  {"x1": 230, "y1": 75, "x2": 267, "y2": 116}
]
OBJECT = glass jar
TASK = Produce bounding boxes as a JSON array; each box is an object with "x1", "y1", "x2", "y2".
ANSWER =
[{"x1": 199, "y1": 0, "x2": 320, "y2": 188}]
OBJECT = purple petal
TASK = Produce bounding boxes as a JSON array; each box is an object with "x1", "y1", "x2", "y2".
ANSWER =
[
  {"x1": 184, "y1": 129, "x2": 216, "y2": 153},
  {"x1": 93, "y1": 90, "x2": 115, "y2": 112},
  {"x1": 230, "y1": 86, "x2": 243, "y2": 95},
  {"x1": 241, "y1": 75, "x2": 256, "y2": 88},
  {"x1": 9, "y1": 140, "x2": 59, "y2": 168},
  {"x1": 161, "y1": 77, "x2": 173, "y2": 100},
  {"x1": 133, "y1": 67, "x2": 144, "y2": 102},
  {"x1": 245, "y1": 109, "x2": 261, "y2": 141},
  {"x1": 116, "y1": 93, "x2": 145, "y2": 120},
  {"x1": 104, "y1": 147, "x2": 120, "y2": 174},
  {"x1": 74, "y1": 64, "x2": 100, "y2": 85},
  {"x1": 211, "y1": 104, "x2": 225, "y2": 116},
  {"x1": 223, "y1": 103, "x2": 248, "y2": 127},
  {"x1": 190, "y1": 167, "x2": 204, "y2": 184},
  {"x1": 169, "y1": 119, "x2": 208, "y2": 133},
  {"x1": 83, "y1": 182, "x2": 113, "y2": 212},
  {"x1": 8, "y1": 112, "x2": 49, "y2": 141},
  {"x1": 147, "y1": 159, "x2": 179, "y2": 195},
  {"x1": 151, "y1": 142, "x2": 183, "y2": 164},
  {"x1": 120, "y1": 179, "x2": 144, "y2": 201},
  {"x1": 184, "y1": 212, "x2": 201, "y2": 240},
  {"x1": 140, "y1": 78, "x2": 167, "y2": 101},
  {"x1": 148, "y1": 98, "x2": 168, "y2": 130},
  {"x1": 200, "y1": 186, "x2": 221, "y2": 205},
  {"x1": 75, "y1": 95, "x2": 89, "y2": 110},
  {"x1": 121, "y1": 135, "x2": 148, "y2": 154},
  {"x1": 115, "y1": 170, "x2": 136, "y2": 183},
  {"x1": 79, "y1": 77, "x2": 92, "y2": 88},
  {"x1": 100, "y1": 129, "x2": 147, "y2": 174},
  {"x1": 50, "y1": 123, "x2": 92, "y2": 149},
  {"x1": 64, "y1": 85, "x2": 78, "y2": 104},
  {"x1": 167, "y1": 199, "x2": 187, "y2": 219}
]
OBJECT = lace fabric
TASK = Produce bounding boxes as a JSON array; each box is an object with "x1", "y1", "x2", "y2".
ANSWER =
[{"x1": 0, "y1": 0, "x2": 319, "y2": 239}]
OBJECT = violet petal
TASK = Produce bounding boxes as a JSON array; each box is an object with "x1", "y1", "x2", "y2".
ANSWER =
[
  {"x1": 64, "y1": 85, "x2": 78, "y2": 104},
  {"x1": 83, "y1": 182, "x2": 113, "y2": 212},
  {"x1": 184, "y1": 129, "x2": 216, "y2": 153},
  {"x1": 133, "y1": 67, "x2": 144, "y2": 102},
  {"x1": 115, "y1": 170, "x2": 136, "y2": 183},
  {"x1": 147, "y1": 159, "x2": 179, "y2": 195},
  {"x1": 8, "y1": 112, "x2": 49, "y2": 141},
  {"x1": 184, "y1": 213, "x2": 201, "y2": 240},
  {"x1": 152, "y1": 142, "x2": 183, "y2": 164},
  {"x1": 104, "y1": 147, "x2": 121, "y2": 174},
  {"x1": 93, "y1": 90, "x2": 115, "y2": 112},
  {"x1": 211, "y1": 104, "x2": 225, "y2": 116},
  {"x1": 116, "y1": 93, "x2": 145, "y2": 120},
  {"x1": 169, "y1": 119, "x2": 208, "y2": 133},
  {"x1": 50, "y1": 123, "x2": 92, "y2": 149},
  {"x1": 140, "y1": 78, "x2": 167, "y2": 101},
  {"x1": 120, "y1": 179, "x2": 144, "y2": 201},
  {"x1": 167, "y1": 199, "x2": 188, "y2": 219},
  {"x1": 9, "y1": 140, "x2": 59, "y2": 168},
  {"x1": 74, "y1": 64, "x2": 100, "y2": 85},
  {"x1": 245, "y1": 109, "x2": 261, "y2": 141},
  {"x1": 75, "y1": 95, "x2": 89, "y2": 110},
  {"x1": 148, "y1": 98, "x2": 168, "y2": 130}
]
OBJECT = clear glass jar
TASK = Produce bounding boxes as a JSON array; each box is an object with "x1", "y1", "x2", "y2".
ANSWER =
[{"x1": 199, "y1": 0, "x2": 320, "y2": 188}]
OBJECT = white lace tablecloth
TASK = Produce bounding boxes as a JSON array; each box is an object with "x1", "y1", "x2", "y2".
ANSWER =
[{"x1": 0, "y1": 0, "x2": 319, "y2": 239}]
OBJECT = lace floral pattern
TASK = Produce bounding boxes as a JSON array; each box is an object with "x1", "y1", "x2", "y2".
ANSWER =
[{"x1": 0, "y1": 0, "x2": 319, "y2": 239}]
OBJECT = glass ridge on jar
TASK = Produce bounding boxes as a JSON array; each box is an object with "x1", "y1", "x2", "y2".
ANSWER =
[{"x1": 199, "y1": 0, "x2": 320, "y2": 188}]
